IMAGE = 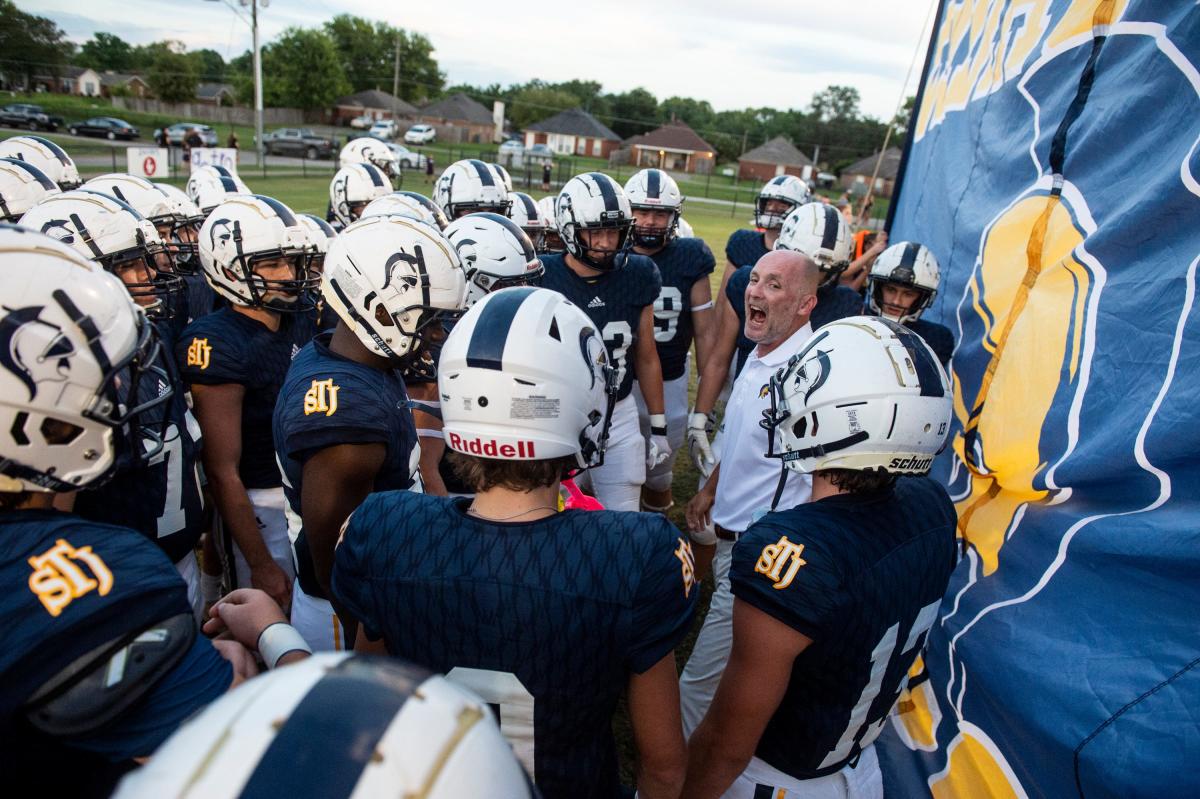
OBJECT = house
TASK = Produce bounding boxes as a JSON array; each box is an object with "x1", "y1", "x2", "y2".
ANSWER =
[
  {"x1": 417, "y1": 93, "x2": 497, "y2": 143},
  {"x1": 524, "y1": 108, "x2": 621, "y2": 159},
  {"x1": 623, "y1": 120, "x2": 716, "y2": 174},
  {"x1": 99, "y1": 72, "x2": 151, "y2": 99},
  {"x1": 63, "y1": 66, "x2": 102, "y2": 96},
  {"x1": 196, "y1": 82, "x2": 237, "y2": 106},
  {"x1": 839, "y1": 147, "x2": 903, "y2": 198},
  {"x1": 332, "y1": 89, "x2": 419, "y2": 126},
  {"x1": 737, "y1": 136, "x2": 813, "y2": 182}
]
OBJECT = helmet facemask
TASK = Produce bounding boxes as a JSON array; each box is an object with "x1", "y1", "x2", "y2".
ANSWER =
[
  {"x1": 629, "y1": 204, "x2": 680, "y2": 250},
  {"x1": 754, "y1": 196, "x2": 799, "y2": 230},
  {"x1": 224, "y1": 220, "x2": 319, "y2": 312},
  {"x1": 870, "y1": 274, "x2": 934, "y2": 323}
]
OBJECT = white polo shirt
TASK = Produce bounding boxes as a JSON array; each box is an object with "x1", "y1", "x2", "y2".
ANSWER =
[{"x1": 712, "y1": 323, "x2": 814, "y2": 532}]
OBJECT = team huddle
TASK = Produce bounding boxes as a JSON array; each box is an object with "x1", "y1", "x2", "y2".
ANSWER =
[{"x1": 0, "y1": 132, "x2": 959, "y2": 799}]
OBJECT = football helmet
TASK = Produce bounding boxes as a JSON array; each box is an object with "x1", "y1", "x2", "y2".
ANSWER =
[
  {"x1": 434, "y1": 159, "x2": 511, "y2": 219},
  {"x1": 537, "y1": 195, "x2": 565, "y2": 253},
  {"x1": 19, "y1": 190, "x2": 184, "y2": 317},
  {"x1": 440, "y1": 286, "x2": 617, "y2": 470},
  {"x1": 298, "y1": 213, "x2": 336, "y2": 275},
  {"x1": 490, "y1": 162, "x2": 514, "y2": 193},
  {"x1": 676, "y1": 216, "x2": 695, "y2": 238},
  {"x1": 112, "y1": 653, "x2": 536, "y2": 799},
  {"x1": 198, "y1": 194, "x2": 318, "y2": 311},
  {"x1": 444, "y1": 212, "x2": 543, "y2": 307},
  {"x1": 761, "y1": 315, "x2": 951, "y2": 475},
  {"x1": 555, "y1": 172, "x2": 633, "y2": 271},
  {"x1": 754, "y1": 174, "x2": 811, "y2": 230},
  {"x1": 361, "y1": 190, "x2": 449, "y2": 230},
  {"x1": 0, "y1": 157, "x2": 60, "y2": 222},
  {"x1": 867, "y1": 241, "x2": 941, "y2": 323},
  {"x1": 507, "y1": 191, "x2": 550, "y2": 251},
  {"x1": 624, "y1": 168, "x2": 683, "y2": 249},
  {"x1": 338, "y1": 137, "x2": 399, "y2": 178},
  {"x1": 0, "y1": 135, "x2": 81, "y2": 190},
  {"x1": 153, "y1": 181, "x2": 206, "y2": 272},
  {"x1": 321, "y1": 213, "x2": 468, "y2": 360},
  {"x1": 0, "y1": 224, "x2": 173, "y2": 493},
  {"x1": 186, "y1": 165, "x2": 247, "y2": 214},
  {"x1": 329, "y1": 163, "x2": 391, "y2": 228},
  {"x1": 776, "y1": 202, "x2": 853, "y2": 286}
]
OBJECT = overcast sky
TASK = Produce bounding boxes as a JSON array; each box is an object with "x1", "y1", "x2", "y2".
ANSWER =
[{"x1": 23, "y1": 0, "x2": 935, "y2": 119}]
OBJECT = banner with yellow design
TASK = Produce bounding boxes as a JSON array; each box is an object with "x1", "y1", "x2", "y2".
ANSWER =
[{"x1": 876, "y1": 1, "x2": 1200, "y2": 796}]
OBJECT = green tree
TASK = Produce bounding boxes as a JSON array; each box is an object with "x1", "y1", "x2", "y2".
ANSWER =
[
  {"x1": 0, "y1": 1, "x2": 71, "y2": 88},
  {"x1": 130, "y1": 40, "x2": 177, "y2": 72},
  {"x1": 323, "y1": 15, "x2": 443, "y2": 102},
  {"x1": 261, "y1": 27, "x2": 350, "y2": 110},
  {"x1": 809, "y1": 85, "x2": 862, "y2": 122},
  {"x1": 605, "y1": 87, "x2": 658, "y2": 138},
  {"x1": 189, "y1": 48, "x2": 226, "y2": 82},
  {"x1": 77, "y1": 32, "x2": 133, "y2": 71},
  {"x1": 147, "y1": 47, "x2": 198, "y2": 103},
  {"x1": 508, "y1": 84, "x2": 580, "y2": 129}
]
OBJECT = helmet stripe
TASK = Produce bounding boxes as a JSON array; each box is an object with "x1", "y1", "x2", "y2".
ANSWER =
[
  {"x1": 465, "y1": 286, "x2": 537, "y2": 370},
  {"x1": 1, "y1": 157, "x2": 55, "y2": 190},
  {"x1": 820, "y1": 204, "x2": 840, "y2": 251},
  {"x1": 519, "y1": 192, "x2": 538, "y2": 218},
  {"x1": 212, "y1": 165, "x2": 233, "y2": 178},
  {"x1": 894, "y1": 324, "x2": 945, "y2": 398},
  {"x1": 587, "y1": 172, "x2": 619, "y2": 212},
  {"x1": 253, "y1": 194, "x2": 298, "y2": 227},
  {"x1": 28, "y1": 136, "x2": 71, "y2": 166},
  {"x1": 303, "y1": 213, "x2": 335, "y2": 236},
  {"x1": 474, "y1": 212, "x2": 537, "y2": 260},
  {"x1": 361, "y1": 163, "x2": 385, "y2": 187},
  {"x1": 646, "y1": 169, "x2": 661, "y2": 199},
  {"x1": 899, "y1": 242, "x2": 921, "y2": 268},
  {"x1": 467, "y1": 159, "x2": 495, "y2": 186}
]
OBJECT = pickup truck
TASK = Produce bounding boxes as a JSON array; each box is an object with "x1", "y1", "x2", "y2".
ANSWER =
[
  {"x1": 261, "y1": 128, "x2": 336, "y2": 159},
  {"x1": 0, "y1": 103, "x2": 64, "y2": 132}
]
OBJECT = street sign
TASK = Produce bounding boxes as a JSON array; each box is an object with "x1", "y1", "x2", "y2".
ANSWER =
[{"x1": 126, "y1": 147, "x2": 169, "y2": 178}]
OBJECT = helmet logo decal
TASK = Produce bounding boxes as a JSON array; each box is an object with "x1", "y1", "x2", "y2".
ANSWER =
[
  {"x1": 383, "y1": 247, "x2": 427, "y2": 291},
  {"x1": 0, "y1": 304, "x2": 75, "y2": 400},
  {"x1": 796, "y1": 347, "x2": 832, "y2": 404},
  {"x1": 208, "y1": 218, "x2": 234, "y2": 249},
  {"x1": 38, "y1": 218, "x2": 74, "y2": 244}
]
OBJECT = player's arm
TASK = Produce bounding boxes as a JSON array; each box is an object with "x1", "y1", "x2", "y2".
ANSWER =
[
  {"x1": 718, "y1": 256, "x2": 738, "y2": 295},
  {"x1": 682, "y1": 598, "x2": 812, "y2": 798},
  {"x1": 628, "y1": 652, "x2": 687, "y2": 799},
  {"x1": 299, "y1": 442, "x2": 387, "y2": 596},
  {"x1": 634, "y1": 305, "x2": 666, "y2": 416},
  {"x1": 690, "y1": 275, "x2": 716, "y2": 386},
  {"x1": 694, "y1": 296, "x2": 738, "y2": 415},
  {"x1": 191, "y1": 382, "x2": 291, "y2": 611},
  {"x1": 842, "y1": 230, "x2": 888, "y2": 291},
  {"x1": 408, "y1": 382, "x2": 448, "y2": 497}
]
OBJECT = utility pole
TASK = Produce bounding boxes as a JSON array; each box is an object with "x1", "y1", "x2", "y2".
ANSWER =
[
  {"x1": 392, "y1": 35, "x2": 401, "y2": 99},
  {"x1": 812, "y1": 144, "x2": 820, "y2": 169},
  {"x1": 250, "y1": 0, "x2": 264, "y2": 165},
  {"x1": 740, "y1": 129, "x2": 748, "y2": 157}
]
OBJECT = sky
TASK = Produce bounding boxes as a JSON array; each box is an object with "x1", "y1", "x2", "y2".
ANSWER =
[{"x1": 22, "y1": 0, "x2": 937, "y2": 120}]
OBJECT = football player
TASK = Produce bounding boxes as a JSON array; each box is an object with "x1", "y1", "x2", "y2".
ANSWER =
[
  {"x1": 0, "y1": 134, "x2": 82, "y2": 190},
  {"x1": 434, "y1": 158, "x2": 511, "y2": 220},
  {"x1": 624, "y1": 168, "x2": 716, "y2": 513},
  {"x1": 328, "y1": 163, "x2": 391, "y2": 231},
  {"x1": 0, "y1": 157, "x2": 60, "y2": 222},
  {"x1": 360, "y1": 189, "x2": 449, "y2": 230},
  {"x1": 154, "y1": 181, "x2": 216, "y2": 323},
  {"x1": 333, "y1": 287, "x2": 697, "y2": 799},
  {"x1": 539, "y1": 172, "x2": 669, "y2": 511},
  {"x1": 274, "y1": 214, "x2": 468, "y2": 650},
  {"x1": 538, "y1": 195, "x2": 566, "y2": 253},
  {"x1": 186, "y1": 164, "x2": 248, "y2": 215},
  {"x1": 866, "y1": 241, "x2": 954, "y2": 367},
  {"x1": 298, "y1": 213, "x2": 337, "y2": 332},
  {"x1": 177, "y1": 195, "x2": 319, "y2": 613},
  {"x1": 682, "y1": 317, "x2": 957, "y2": 799},
  {"x1": 338, "y1": 137, "x2": 400, "y2": 180},
  {"x1": 507, "y1": 190, "x2": 551, "y2": 251},
  {"x1": 721, "y1": 175, "x2": 809, "y2": 289},
  {"x1": 0, "y1": 227, "x2": 252, "y2": 792}
]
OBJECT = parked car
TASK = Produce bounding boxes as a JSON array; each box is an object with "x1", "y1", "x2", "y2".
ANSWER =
[
  {"x1": 403, "y1": 124, "x2": 436, "y2": 145},
  {"x1": 384, "y1": 142, "x2": 427, "y2": 170},
  {"x1": 368, "y1": 120, "x2": 399, "y2": 141},
  {"x1": 525, "y1": 143, "x2": 554, "y2": 163},
  {"x1": 159, "y1": 123, "x2": 219, "y2": 147},
  {"x1": 0, "y1": 103, "x2": 63, "y2": 132},
  {"x1": 348, "y1": 114, "x2": 375, "y2": 130},
  {"x1": 498, "y1": 139, "x2": 524, "y2": 158},
  {"x1": 262, "y1": 127, "x2": 336, "y2": 159},
  {"x1": 68, "y1": 117, "x2": 139, "y2": 140}
]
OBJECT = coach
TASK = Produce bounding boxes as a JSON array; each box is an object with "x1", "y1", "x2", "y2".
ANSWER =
[{"x1": 681, "y1": 249, "x2": 820, "y2": 733}]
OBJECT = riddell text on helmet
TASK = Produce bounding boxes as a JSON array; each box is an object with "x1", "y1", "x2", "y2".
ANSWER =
[{"x1": 447, "y1": 432, "x2": 537, "y2": 458}]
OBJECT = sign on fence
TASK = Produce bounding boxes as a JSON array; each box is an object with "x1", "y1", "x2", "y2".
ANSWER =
[
  {"x1": 189, "y1": 148, "x2": 239, "y2": 175},
  {"x1": 126, "y1": 147, "x2": 169, "y2": 179}
]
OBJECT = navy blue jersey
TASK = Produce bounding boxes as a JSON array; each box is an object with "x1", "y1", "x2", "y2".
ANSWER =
[
  {"x1": 644, "y1": 237, "x2": 716, "y2": 380},
  {"x1": 810, "y1": 282, "x2": 866, "y2": 329},
  {"x1": 538, "y1": 253, "x2": 661, "y2": 401},
  {"x1": 333, "y1": 493, "x2": 698, "y2": 799},
  {"x1": 74, "y1": 323, "x2": 204, "y2": 564},
  {"x1": 724, "y1": 264, "x2": 757, "y2": 376},
  {"x1": 176, "y1": 307, "x2": 316, "y2": 489},
  {"x1": 904, "y1": 318, "x2": 954, "y2": 368},
  {"x1": 274, "y1": 332, "x2": 421, "y2": 599},
  {"x1": 183, "y1": 273, "x2": 218, "y2": 324},
  {"x1": 730, "y1": 477, "x2": 957, "y2": 779},
  {"x1": 0, "y1": 510, "x2": 229, "y2": 770},
  {"x1": 725, "y1": 227, "x2": 769, "y2": 269}
]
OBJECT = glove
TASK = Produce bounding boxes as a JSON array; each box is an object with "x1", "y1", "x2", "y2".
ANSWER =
[
  {"x1": 647, "y1": 413, "x2": 672, "y2": 469},
  {"x1": 687, "y1": 411, "x2": 716, "y2": 477}
]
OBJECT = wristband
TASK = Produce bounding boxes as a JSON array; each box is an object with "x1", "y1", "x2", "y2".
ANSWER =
[
  {"x1": 257, "y1": 622, "x2": 312, "y2": 669},
  {"x1": 691, "y1": 300, "x2": 714, "y2": 311},
  {"x1": 649, "y1": 413, "x2": 668, "y2": 436}
]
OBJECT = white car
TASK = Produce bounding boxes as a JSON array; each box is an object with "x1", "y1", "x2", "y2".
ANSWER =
[
  {"x1": 498, "y1": 139, "x2": 524, "y2": 158},
  {"x1": 368, "y1": 120, "x2": 399, "y2": 141},
  {"x1": 385, "y1": 142, "x2": 427, "y2": 170},
  {"x1": 349, "y1": 114, "x2": 375, "y2": 130},
  {"x1": 403, "y1": 124, "x2": 436, "y2": 145}
]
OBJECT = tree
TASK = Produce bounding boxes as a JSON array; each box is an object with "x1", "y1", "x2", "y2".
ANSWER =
[
  {"x1": 189, "y1": 48, "x2": 226, "y2": 82},
  {"x1": 77, "y1": 32, "x2": 133, "y2": 71},
  {"x1": 261, "y1": 27, "x2": 350, "y2": 111},
  {"x1": 0, "y1": 1, "x2": 72, "y2": 89},
  {"x1": 809, "y1": 85, "x2": 862, "y2": 122},
  {"x1": 605, "y1": 87, "x2": 658, "y2": 138},
  {"x1": 147, "y1": 48, "x2": 198, "y2": 103},
  {"x1": 508, "y1": 85, "x2": 580, "y2": 129},
  {"x1": 323, "y1": 15, "x2": 443, "y2": 102}
]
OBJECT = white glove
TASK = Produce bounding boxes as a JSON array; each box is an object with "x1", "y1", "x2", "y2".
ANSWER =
[
  {"x1": 647, "y1": 413, "x2": 671, "y2": 469},
  {"x1": 686, "y1": 411, "x2": 716, "y2": 477}
]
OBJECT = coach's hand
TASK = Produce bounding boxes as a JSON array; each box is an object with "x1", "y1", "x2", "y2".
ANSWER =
[
  {"x1": 685, "y1": 478, "x2": 717, "y2": 533},
  {"x1": 250, "y1": 559, "x2": 292, "y2": 614},
  {"x1": 204, "y1": 588, "x2": 288, "y2": 649},
  {"x1": 687, "y1": 411, "x2": 716, "y2": 477}
]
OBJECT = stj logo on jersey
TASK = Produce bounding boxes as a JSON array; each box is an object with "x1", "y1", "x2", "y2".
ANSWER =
[
  {"x1": 186, "y1": 337, "x2": 211, "y2": 370},
  {"x1": 28, "y1": 538, "x2": 114, "y2": 617},
  {"x1": 675, "y1": 538, "x2": 696, "y2": 599},
  {"x1": 755, "y1": 534, "x2": 807, "y2": 590},
  {"x1": 304, "y1": 377, "x2": 340, "y2": 417}
]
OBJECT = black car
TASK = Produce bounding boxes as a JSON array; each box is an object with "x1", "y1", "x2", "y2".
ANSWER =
[
  {"x1": 0, "y1": 103, "x2": 63, "y2": 132},
  {"x1": 261, "y1": 127, "x2": 336, "y2": 159},
  {"x1": 68, "y1": 117, "x2": 140, "y2": 141}
]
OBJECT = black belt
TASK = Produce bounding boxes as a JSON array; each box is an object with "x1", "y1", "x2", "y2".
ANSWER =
[{"x1": 715, "y1": 524, "x2": 741, "y2": 542}]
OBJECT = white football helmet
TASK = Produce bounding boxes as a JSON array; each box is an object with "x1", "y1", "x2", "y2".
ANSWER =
[
  {"x1": 435, "y1": 159, "x2": 511, "y2": 220},
  {"x1": 187, "y1": 165, "x2": 247, "y2": 214},
  {"x1": 361, "y1": 190, "x2": 449, "y2": 230},
  {"x1": 0, "y1": 157, "x2": 60, "y2": 222},
  {"x1": 199, "y1": 194, "x2": 318, "y2": 311},
  {"x1": 776, "y1": 202, "x2": 853, "y2": 286},
  {"x1": 153, "y1": 181, "x2": 206, "y2": 272},
  {"x1": 555, "y1": 172, "x2": 633, "y2": 271},
  {"x1": 19, "y1": 190, "x2": 184, "y2": 316},
  {"x1": 112, "y1": 653, "x2": 536, "y2": 799},
  {"x1": 439, "y1": 287, "x2": 617, "y2": 470},
  {"x1": 489, "y1": 162, "x2": 514, "y2": 193},
  {"x1": 329, "y1": 163, "x2": 392, "y2": 228},
  {"x1": 676, "y1": 216, "x2": 695, "y2": 238},
  {"x1": 507, "y1": 191, "x2": 549, "y2": 251},
  {"x1": 755, "y1": 174, "x2": 811, "y2": 230},
  {"x1": 867, "y1": 242, "x2": 941, "y2": 323},
  {"x1": 0, "y1": 224, "x2": 173, "y2": 494},
  {"x1": 0, "y1": 135, "x2": 81, "y2": 190},
  {"x1": 624, "y1": 168, "x2": 683, "y2": 249},
  {"x1": 321, "y1": 214, "x2": 468, "y2": 360},
  {"x1": 298, "y1": 213, "x2": 336, "y2": 275},
  {"x1": 762, "y1": 316, "x2": 951, "y2": 475},
  {"x1": 85, "y1": 173, "x2": 174, "y2": 226},
  {"x1": 339, "y1": 137, "x2": 399, "y2": 178},
  {"x1": 444, "y1": 212, "x2": 543, "y2": 308}
]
